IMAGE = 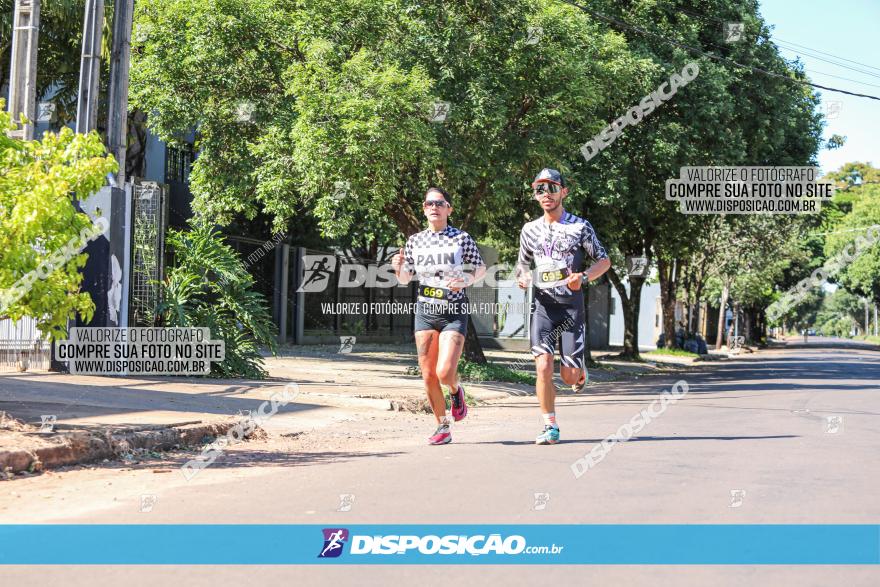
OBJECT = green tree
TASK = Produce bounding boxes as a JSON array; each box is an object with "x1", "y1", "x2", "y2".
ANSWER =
[
  {"x1": 0, "y1": 102, "x2": 118, "y2": 338},
  {"x1": 815, "y1": 289, "x2": 863, "y2": 337},
  {"x1": 130, "y1": 0, "x2": 645, "y2": 360},
  {"x1": 569, "y1": 0, "x2": 822, "y2": 356},
  {"x1": 824, "y1": 167, "x2": 880, "y2": 307},
  {"x1": 1, "y1": 0, "x2": 112, "y2": 127}
]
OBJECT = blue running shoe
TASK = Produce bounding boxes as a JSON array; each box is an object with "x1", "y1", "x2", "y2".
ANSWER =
[{"x1": 535, "y1": 425, "x2": 560, "y2": 445}]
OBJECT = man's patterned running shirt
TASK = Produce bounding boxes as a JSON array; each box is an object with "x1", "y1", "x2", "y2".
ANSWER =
[{"x1": 517, "y1": 211, "x2": 608, "y2": 306}]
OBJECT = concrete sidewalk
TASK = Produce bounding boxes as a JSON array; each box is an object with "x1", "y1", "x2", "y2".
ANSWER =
[
  {"x1": 0, "y1": 342, "x2": 699, "y2": 432},
  {"x1": 0, "y1": 343, "x2": 695, "y2": 474}
]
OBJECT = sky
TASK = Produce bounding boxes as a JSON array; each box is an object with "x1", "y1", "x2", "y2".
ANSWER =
[{"x1": 759, "y1": 0, "x2": 880, "y2": 175}]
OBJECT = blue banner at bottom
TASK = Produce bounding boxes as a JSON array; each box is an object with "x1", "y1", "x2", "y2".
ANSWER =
[{"x1": 0, "y1": 525, "x2": 877, "y2": 564}]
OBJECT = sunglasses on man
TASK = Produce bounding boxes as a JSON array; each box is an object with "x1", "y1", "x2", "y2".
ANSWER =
[
  {"x1": 424, "y1": 199, "x2": 450, "y2": 208},
  {"x1": 533, "y1": 182, "x2": 562, "y2": 196}
]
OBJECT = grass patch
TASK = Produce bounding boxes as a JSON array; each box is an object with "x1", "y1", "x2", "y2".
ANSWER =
[
  {"x1": 645, "y1": 348, "x2": 700, "y2": 358},
  {"x1": 458, "y1": 359, "x2": 536, "y2": 385},
  {"x1": 405, "y1": 360, "x2": 535, "y2": 385}
]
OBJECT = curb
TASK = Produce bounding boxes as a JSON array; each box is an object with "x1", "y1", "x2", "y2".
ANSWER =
[{"x1": 0, "y1": 419, "x2": 248, "y2": 476}]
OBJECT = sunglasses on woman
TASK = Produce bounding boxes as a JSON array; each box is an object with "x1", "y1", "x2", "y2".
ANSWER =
[{"x1": 424, "y1": 199, "x2": 449, "y2": 208}]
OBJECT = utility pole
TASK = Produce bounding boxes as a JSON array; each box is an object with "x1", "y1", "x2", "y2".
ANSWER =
[
  {"x1": 6, "y1": 0, "x2": 40, "y2": 140},
  {"x1": 874, "y1": 303, "x2": 878, "y2": 337},
  {"x1": 106, "y1": 0, "x2": 134, "y2": 186},
  {"x1": 73, "y1": 0, "x2": 134, "y2": 331},
  {"x1": 75, "y1": 0, "x2": 104, "y2": 134},
  {"x1": 865, "y1": 298, "x2": 870, "y2": 337}
]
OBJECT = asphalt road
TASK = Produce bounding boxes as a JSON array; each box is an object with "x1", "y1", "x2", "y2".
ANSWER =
[{"x1": 2, "y1": 340, "x2": 879, "y2": 585}]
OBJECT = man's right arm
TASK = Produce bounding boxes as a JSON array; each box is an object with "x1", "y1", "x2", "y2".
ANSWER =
[{"x1": 516, "y1": 227, "x2": 533, "y2": 289}]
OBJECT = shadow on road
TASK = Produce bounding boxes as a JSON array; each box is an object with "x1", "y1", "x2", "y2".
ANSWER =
[{"x1": 463, "y1": 434, "x2": 799, "y2": 446}]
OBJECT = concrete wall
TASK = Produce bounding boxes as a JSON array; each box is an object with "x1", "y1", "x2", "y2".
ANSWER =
[{"x1": 608, "y1": 278, "x2": 662, "y2": 350}]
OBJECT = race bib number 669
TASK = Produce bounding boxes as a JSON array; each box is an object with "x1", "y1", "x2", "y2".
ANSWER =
[{"x1": 419, "y1": 284, "x2": 450, "y2": 303}]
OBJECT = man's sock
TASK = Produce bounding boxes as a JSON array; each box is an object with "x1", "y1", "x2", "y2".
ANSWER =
[{"x1": 543, "y1": 412, "x2": 558, "y2": 428}]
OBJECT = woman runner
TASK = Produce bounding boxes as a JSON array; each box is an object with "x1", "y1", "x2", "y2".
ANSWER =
[{"x1": 392, "y1": 187, "x2": 486, "y2": 445}]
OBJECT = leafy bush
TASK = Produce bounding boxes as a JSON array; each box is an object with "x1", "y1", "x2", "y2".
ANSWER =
[
  {"x1": 157, "y1": 224, "x2": 277, "y2": 378},
  {"x1": 0, "y1": 102, "x2": 118, "y2": 338}
]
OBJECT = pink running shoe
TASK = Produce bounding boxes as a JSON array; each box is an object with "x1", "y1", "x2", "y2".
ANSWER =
[
  {"x1": 450, "y1": 384, "x2": 468, "y2": 421},
  {"x1": 428, "y1": 422, "x2": 452, "y2": 445}
]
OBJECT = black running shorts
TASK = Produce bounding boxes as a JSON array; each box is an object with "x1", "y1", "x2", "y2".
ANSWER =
[
  {"x1": 529, "y1": 300, "x2": 585, "y2": 370},
  {"x1": 414, "y1": 300, "x2": 469, "y2": 336}
]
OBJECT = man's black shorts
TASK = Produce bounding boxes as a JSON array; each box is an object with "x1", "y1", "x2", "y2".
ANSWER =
[{"x1": 529, "y1": 301, "x2": 585, "y2": 369}]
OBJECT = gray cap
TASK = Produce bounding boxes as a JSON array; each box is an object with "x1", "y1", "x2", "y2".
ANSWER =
[{"x1": 532, "y1": 168, "x2": 566, "y2": 187}]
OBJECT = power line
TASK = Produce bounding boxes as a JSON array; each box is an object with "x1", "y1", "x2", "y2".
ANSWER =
[
  {"x1": 556, "y1": 0, "x2": 880, "y2": 102},
  {"x1": 648, "y1": 7, "x2": 880, "y2": 72},
  {"x1": 668, "y1": 4, "x2": 880, "y2": 76},
  {"x1": 776, "y1": 65, "x2": 880, "y2": 91},
  {"x1": 774, "y1": 42, "x2": 880, "y2": 83},
  {"x1": 664, "y1": 5, "x2": 880, "y2": 87},
  {"x1": 773, "y1": 37, "x2": 880, "y2": 75}
]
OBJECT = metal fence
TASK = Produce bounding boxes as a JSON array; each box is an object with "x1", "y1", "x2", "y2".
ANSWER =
[
  {"x1": 0, "y1": 317, "x2": 49, "y2": 372},
  {"x1": 299, "y1": 248, "x2": 416, "y2": 340},
  {"x1": 129, "y1": 179, "x2": 168, "y2": 326},
  {"x1": 295, "y1": 247, "x2": 499, "y2": 341}
]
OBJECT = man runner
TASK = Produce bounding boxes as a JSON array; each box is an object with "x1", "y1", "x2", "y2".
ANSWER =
[
  {"x1": 393, "y1": 187, "x2": 486, "y2": 445},
  {"x1": 516, "y1": 169, "x2": 611, "y2": 445}
]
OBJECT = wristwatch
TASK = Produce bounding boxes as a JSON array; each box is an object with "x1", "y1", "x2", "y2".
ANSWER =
[{"x1": 581, "y1": 272, "x2": 590, "y2": 286}]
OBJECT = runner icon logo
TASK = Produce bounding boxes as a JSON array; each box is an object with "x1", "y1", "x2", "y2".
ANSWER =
[
  {"x1": 318, "y1": 528, "x2": 349, "y2": 558},
  {"x1": 298, "y1": 255, "x2": 337, "y2": 292}
]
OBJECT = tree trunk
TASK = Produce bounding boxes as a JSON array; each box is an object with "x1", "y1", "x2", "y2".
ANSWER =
[
  {"x1": 715, "y1": 281, "x2": 730, "y2": 349},
  {"x1": 744, "y1": 307, "x2": 753, "y2": 343},
  {"x1": 682, "y1": 263, "x2": 694, "y2": 335},
  {"x1": 757, "y1": 307, "x2": 767, "y2": 344},
  {"x1": 607, "y1": 268, "x2": 643, "y2": 360},
  {"x1": 463, "y1": 316, "x2": 486, "y2": 364},
  {"x1": 693, "y1": 280, "x2": 705, "y2": 338},
  {"x1": 658, "y1": 258, "x2": 678, "y2": 348},
  {"x1": 126, "y1": 110, "x2": 148, "y2": 179}
]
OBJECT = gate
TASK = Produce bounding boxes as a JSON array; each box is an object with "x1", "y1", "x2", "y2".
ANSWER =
[
  {"x1": 0, "y1": 317, "x2": 49, "y2": 372},
  {"x1": 129, "y1": 179, "x2": 168, "y2": 326}
]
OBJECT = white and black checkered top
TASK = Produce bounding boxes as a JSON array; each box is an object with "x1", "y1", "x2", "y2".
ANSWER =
[
  {"x1": 404, "y1": 225, "x2": 485, "y2": 303},
  {"x1": 517, "y1": 211, "x2": 608, "y2": 305}
]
